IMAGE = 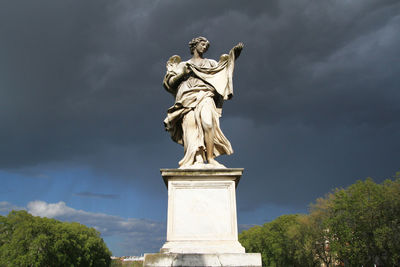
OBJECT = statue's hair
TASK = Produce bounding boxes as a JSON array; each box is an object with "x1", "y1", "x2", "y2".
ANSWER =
[{"x1": 189, "y1": 36, "x2": 210, "y2": 55}]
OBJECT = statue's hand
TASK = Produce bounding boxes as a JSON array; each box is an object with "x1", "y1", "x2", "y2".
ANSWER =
[
  {"x1": 233, "y1": 42, "x2": 244, "y2": 58},
  {"x1": 235, "y1": 42, "x2": 244, "y2": 50},
  {"x1": 182, "y1": 63, "x2": 193, "y2": 79}
]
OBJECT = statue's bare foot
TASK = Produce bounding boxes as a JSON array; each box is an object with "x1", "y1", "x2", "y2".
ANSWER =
[
  {"x1": 195, "y1": 153, "x2": 204, "y2": 164},
  {"x1": 208, "y1": 158, "x2": 226, "y2": 168},
  {"x1": 179, "y1": 162, "x2": 206, "y2": 169}
]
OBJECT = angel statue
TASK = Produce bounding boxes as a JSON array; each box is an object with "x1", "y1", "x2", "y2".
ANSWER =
[{"x1": 163, "y1": 36, "x2": 243, "y2": 168}]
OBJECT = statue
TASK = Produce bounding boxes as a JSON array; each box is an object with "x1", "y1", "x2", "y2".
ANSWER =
[{"x1": 163, "y1": 37, "x2": 243, "y2": 168}]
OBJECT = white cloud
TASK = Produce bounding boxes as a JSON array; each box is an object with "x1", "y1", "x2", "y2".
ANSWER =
[
  {"x1": 28, "y1": 200, "x2": 76, "y2": 218},
  {"x1": 0, "y1": 201, "x2": 25, "y2": 214},
  {"x1": 25, "y1": 200, "x2": 165, "y2": 256}
]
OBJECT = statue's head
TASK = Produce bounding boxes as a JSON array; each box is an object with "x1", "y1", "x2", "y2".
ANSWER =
[{"x1": 189, "y1": 36, "x2": 210, "y2": 55}]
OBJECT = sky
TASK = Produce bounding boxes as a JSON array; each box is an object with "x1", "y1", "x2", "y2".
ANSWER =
[{"x1": 1, "y1": 0, "x2": 399, "y2": 257}]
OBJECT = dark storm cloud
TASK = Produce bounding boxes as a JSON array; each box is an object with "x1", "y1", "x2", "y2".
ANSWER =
[{"x1": 1, "y1": 0, "x2": 399, "y2": 209}]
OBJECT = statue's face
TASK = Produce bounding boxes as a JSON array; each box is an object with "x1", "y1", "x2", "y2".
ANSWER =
[{"x1": 195, "y1": 41, "x2": 208, "y2": 54}]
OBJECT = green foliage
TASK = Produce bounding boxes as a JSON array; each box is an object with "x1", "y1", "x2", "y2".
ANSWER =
[
  {"x1": 239, "y1": 214, "x2": 319, "y2": 267},
  {"x1": 312, "y1": 177, "x2": 400, "y2": 266},
  {"x1": 240, "y1": 175, "x2": 400, "y2": 267},
  {"x1": 0, "y1": 210, "x2": 112, "y2": 267}
]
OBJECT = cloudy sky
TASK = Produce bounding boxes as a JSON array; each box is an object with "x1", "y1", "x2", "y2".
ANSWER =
[{"x1": 1, "y1": 0, "x2": 399, "y2": 256}]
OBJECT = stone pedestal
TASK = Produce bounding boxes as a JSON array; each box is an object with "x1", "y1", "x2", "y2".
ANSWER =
[
  {"x1": 143, "y1": 253, "x2": 261, "y2": 267},
  {"x1": 143, "y1": 168, "x2": 261, "y2": 267}
]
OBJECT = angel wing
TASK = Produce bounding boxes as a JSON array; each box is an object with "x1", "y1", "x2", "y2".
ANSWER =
[
  {"x1": 163, "y1": 55, "x2": 182, "y2": 95},
  {"x1": 166, "y1": 55, "x2": 181, "y2": 72}
]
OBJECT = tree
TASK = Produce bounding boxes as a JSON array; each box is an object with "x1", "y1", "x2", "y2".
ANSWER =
[
  {"x1": 240, "y1": 174, "x2": 400, "y2": 267},
  {"x1": 239, "y1": 214, "x2": 320, "y2": 267},
  {"x1": 239, "y1": 225, "x2": 269, "y2": 265},
  {"x1": 0, "y1": 210, "x2": 111, "y2": 267},
  {"x1": 308, "y1": 195, "x2": 338, "y2": 267},
  {"x1": 374, "y1": 176, "x2": 400, "y2": 265},
  {"x1": 290, "y1": 214, "x2": 327, "y2": 267},
  {"x1": 310, "y1": 177, "x2": 400, "y2": 266}
]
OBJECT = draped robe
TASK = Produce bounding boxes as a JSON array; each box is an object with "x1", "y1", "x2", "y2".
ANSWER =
[{"x1": 163, "y1": 48, "x2": 237, "y2": 167}]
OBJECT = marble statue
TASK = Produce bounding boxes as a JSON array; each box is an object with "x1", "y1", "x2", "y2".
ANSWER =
[{"x1": 163, "y1": 37, "x2": 243, "y2": 168}]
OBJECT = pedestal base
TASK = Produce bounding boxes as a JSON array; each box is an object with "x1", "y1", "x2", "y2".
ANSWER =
[
  {"x1": 161, "y1": 240, "x2": 245, "y2": 254},
  {"x1": 161, "y1": 168, "x2": 245, "y2": 254},
  {"x1": 145, "y1": 169, "x2": 262, "y2": 267},
  {"x1": 143, "y1": 253, "x2": 262, "y2": 267}
]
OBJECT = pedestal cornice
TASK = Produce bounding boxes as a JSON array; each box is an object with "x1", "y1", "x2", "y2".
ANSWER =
[{"x1": 160, "y1": 168, "x2": 244, "y2": 188}]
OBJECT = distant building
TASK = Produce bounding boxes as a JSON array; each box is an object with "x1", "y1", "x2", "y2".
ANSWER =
[{"x1": 123, "y1": 256, "x2": 144, "y2": 262}]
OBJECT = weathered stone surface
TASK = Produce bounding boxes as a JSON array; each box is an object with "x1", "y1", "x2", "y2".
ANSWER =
[
  {"x1": 143, "y1": 169, "x2": 262, "y2": 266},
  {"x1": 163, "y1": 37, "x2": 244, "y2": 168},
  {"x1": 160, "y1": 168, "x2": 243, "y2": 188},
  {"x1": 143, "y1": 253, "x2": 262, "y2": 267},
  {"x1": 160, "y1": 169, "x2": 245, "y2": 254}
]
